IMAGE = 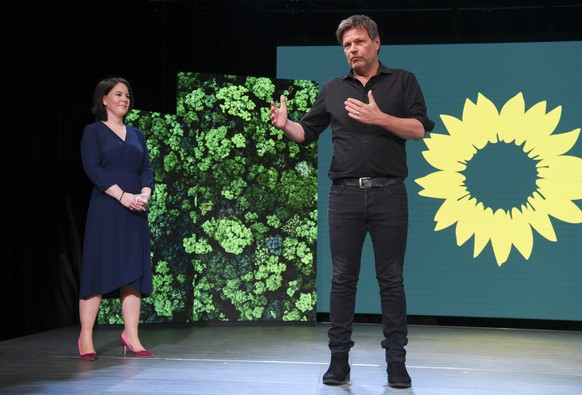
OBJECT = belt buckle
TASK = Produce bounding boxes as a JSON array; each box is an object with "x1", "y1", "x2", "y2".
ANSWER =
[{"x1": 358, "y1": 177, "x2": 372, "y2": 188}]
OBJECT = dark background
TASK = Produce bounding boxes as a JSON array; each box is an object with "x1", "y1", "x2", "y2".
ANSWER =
[{"x1": 2, "y1": 0, "x2": 581, "y2": 341}]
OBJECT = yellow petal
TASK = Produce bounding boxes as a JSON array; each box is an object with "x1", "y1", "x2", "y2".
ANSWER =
[
  {"x1": 459, "y1": 94, "x2": 500, "y2": 145},
  {"x1": 488, "y1": 209, "x2": 513, "y2": 265},
  {"x1": 424, "y1": 124, "x2": 476, "y2": 171},
  {"x1": 536, "y1": 155, "x2": 582, "y2": 200},
  {"x1": 544, "y1": 197, "x2": 582, "y2": 223},
  {"x1": 509, "y1": 207, "x2": 534, "y2": 260},
  {"x1": 526, "y1": 102, "x2": 561, "y2": 136},
  {"x1": 499, "y1": 93, "x2": 526, "y2": 144},
  {"x1": 522, "y1": 104, "x2": 562, "y2": 153},
  {"x1": 415, "y1": 171, "x2": 467, "y2": 199},
  {"x1": 434, "y1": 198, "x2": 465, "y2": 231},
  {"x1": 529, "y1": 129, "x2": 580, "y2": 160},
  {"x1": 536, "y1": 179, "x2": 582, "y2": 201},
  {"x1": 472, "y1": 206, "x2": 494, "y2": 257},
  {"x1": 524, "y1": 193, "x2": 557, "y2": 241},
  {"x1": 454, "y1": 198, "x2": 481, "y2": 245},
  {"x1": 537, "y1": 155, "x2": 582, "y2": 181},
  {"x1": 438, "y1": 115, "x2": 463, "y2": 137},
  {"x1": 440, "y1": 114, "x2": 489, "y2": 152}
]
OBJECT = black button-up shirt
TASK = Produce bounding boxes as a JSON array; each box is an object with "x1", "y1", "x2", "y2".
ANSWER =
[{"x1": 299, "y1": 64, "x2": 434, "y2": 180}]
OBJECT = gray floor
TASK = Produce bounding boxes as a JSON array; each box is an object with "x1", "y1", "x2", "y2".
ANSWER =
[{"x1": 0, "y1": 323, "x2": 581, "y2": 394}]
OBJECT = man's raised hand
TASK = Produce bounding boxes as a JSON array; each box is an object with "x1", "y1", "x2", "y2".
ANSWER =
[{"x1": 270, "y1": 94, "x2": 288, "y2": 130}]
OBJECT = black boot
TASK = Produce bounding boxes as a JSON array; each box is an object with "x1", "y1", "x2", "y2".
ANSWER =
[
  {"x1": 387, "y1": 361, "x2": 411, "y2": 388},
  {"x1": 322, "y1": 352, "x2": 350, "y2": 385}
]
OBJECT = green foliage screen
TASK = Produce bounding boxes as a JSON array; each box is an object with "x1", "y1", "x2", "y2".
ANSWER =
[
  {"x1": 277, "y1": 42, "x2": 582, "y2": 321},
  {"x1": 97, "y1": 73, "x2": 320, "y2": 324}
]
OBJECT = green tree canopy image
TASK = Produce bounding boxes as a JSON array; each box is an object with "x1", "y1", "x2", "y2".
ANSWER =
[{"x1": 98, "y1": 73, "x2": 319, "y2": 324}]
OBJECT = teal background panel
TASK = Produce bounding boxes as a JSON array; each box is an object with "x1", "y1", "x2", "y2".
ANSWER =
[{"x1": 277, "y1": 42, "x2": 582, "y2": 321}]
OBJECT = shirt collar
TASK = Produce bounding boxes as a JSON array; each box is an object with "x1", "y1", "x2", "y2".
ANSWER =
[{"x1": 343, "y1": 62, "x2": 392, "y2": 81}]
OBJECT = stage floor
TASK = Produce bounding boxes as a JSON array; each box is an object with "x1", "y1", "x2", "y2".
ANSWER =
[{"x1": 1, "y1": 323, "x2": 581, "y2": 394}]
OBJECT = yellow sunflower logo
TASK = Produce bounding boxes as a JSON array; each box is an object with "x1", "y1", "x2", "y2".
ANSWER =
[{"x1": 415, "y1": 92, "x2": 582, "y2": 266}]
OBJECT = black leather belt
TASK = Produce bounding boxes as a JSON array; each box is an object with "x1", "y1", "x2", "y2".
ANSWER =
[{"x1": 333, "y1": 177, "x2": 403, "y2": 188}]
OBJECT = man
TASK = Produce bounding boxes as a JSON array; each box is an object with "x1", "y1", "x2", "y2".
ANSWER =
[{"x1": 270, "y1": 15, "x2": 434, "y2": 388}]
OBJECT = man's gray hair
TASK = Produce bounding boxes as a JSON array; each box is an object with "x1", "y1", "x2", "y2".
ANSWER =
[{"x1": 335, "y1": 14, "x2": 380, "y2": 45}]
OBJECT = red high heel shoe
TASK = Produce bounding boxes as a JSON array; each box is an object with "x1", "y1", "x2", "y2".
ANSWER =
[
  {"x1": 120, "y1": 331, "x2": 154, "y2": 358},
  {"x1": 77, "y1": 338, "x2": 97, "y2": 361}
]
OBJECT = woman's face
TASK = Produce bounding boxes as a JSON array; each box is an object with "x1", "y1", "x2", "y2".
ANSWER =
[{"x1": 102, "y1": 82, "x2": 131, "y2": 118}]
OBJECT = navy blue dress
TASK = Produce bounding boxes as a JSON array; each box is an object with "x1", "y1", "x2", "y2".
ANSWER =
[{"x1": 80, "y1": 121, "x2": 154, "y2": 299}]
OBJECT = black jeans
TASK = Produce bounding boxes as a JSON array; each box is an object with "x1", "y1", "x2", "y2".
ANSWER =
[{"x1": 327, "y1": 180, "x2": 409, "y2": 362}]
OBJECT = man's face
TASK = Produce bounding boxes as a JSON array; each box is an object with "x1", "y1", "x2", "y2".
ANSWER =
[{"x1": 342, "y1": 27, "x2": 380, "y2": 73}]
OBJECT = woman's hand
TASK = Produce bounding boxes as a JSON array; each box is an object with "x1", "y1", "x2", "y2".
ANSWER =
[
  {"x1": 120, "y1": 193, "x2": 147, "y2": 211},
  {"x1": 136, "y1": 194, "x2": 149, "y2": 207}
]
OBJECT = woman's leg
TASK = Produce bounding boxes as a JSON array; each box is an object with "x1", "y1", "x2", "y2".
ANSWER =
[
  {"x1": 79, "y1": 295, "x2": 102, "y2": 354},
  {"x1": 120, "y1": 285, "x2": 146, "y2": 351}
]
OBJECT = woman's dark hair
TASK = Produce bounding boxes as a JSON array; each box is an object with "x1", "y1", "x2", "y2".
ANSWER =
[{"x1": 91, "y1": 77, "x2": 134, "y2": 121}]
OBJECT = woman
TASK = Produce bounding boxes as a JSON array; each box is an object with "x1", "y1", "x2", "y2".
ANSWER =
[{"x1": 78, "y1": 77, "x2": 155, "y2": 360}]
